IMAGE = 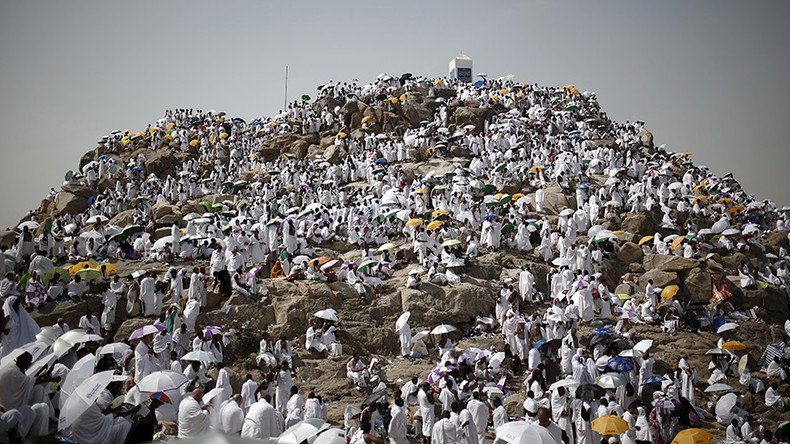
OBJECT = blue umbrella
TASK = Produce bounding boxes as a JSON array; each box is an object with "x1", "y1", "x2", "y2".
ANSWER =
[
  {"x1": 473, "y1": 80, "x2": 484, "y2": 89},
  {"x1": 375, "y1": 158, "x2": 388, "y2": 165},
  {"x1": 641, "y1": 375, "x2": 667, "y2": 386},
  {"x1": 579, "y1": 182, "x2": 592, "y2": 189},
  {"x1": 607, "y1": 356, "x2": 634, "y2": 373},
  {"x1": 532, "y1": 339, "x2": 547, "y2": 350},
  {"x1": 593, "y1": 328, "x2": 612, "y2": 335},
  {"x1": 87, "y1": 196, "x2": 97, "y2": 206},
  {"x1": 131, "y1": 166, "x2": 144, "y2": 172},
  {"x1": 483, "y1": 213, "x2": 497, "y2": 221}
]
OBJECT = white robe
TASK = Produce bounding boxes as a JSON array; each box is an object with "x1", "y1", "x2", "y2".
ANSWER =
[
  {"x1": 178, "y1": 396, "x2": 209, "y2": 438},
  {"x1": 69, "y1": 403, "x2": 131, "y2": 444},
  {"x1": 241, "y1": 399, "x2": 280, "y2": 439},
  {"x1": 220, "y1": 401, "x2": 245, "y2": 434}
]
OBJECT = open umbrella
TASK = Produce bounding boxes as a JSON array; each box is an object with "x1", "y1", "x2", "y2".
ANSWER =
[
  {"x1": 716, "y1": 323, "x2": 738, "y2": 334},
  {"x1": 358, "y1": 259, "x2": 378, "y2": 272},
  {"x1": 597, "y1": 373, "x2": 627, "y2": 389},
  {"x1": 129, "y1": 324, "x2": 165, "y2": 341},
  {"x1": 638, "y1": 235, "x2": 654, "y2": 246},
  {"x1": 591, "y1": 415, "x2": 629, "y2": 436},
  {"x1": 549, "y1": 378, "x2": 579, "y2": 390},
  {"x1": 86, "y1": 215, "x2": 109, "y2": 224},
  {"x1": 619, "y1": 348, "x2": 643, "y2": 358},
  {"x1": 495, "y1": 421, "x2": 556, "y2": 444},
  {"x1": 278, "y1": 418, "x2": 328, "y2": 444},
  {"x1": 431, "y1": 324, "x2": 458, "y2": 335},
  {"x1": 320, "y1": 259, "x2": 339, "y2": 271},
  {"x1": 661, "y1": 285, "x2": 680, "y2": 300},
  {"x1": 395, "y1": 312, "x2": 411, "y2": 331},
  {"x1": 0, "y1": 341, "x2": 49, "y2": 369},
  {"x1": 671, "y1": 428, "x2": 712, "y2": 444},
  {"x1": 60, "y1": 354, "x2": 97, "y2": 408},
  {"x1": 607, "y1": 356, "x2": 634, "y2": 373},
  {"x1": 181, "y1": 350, "x2": 217, "y2": 363},
  {"x1": 76, "y1": 268, "x2": 103, "y2": 281},
  {"x1": 704, "y1": 383, "x2": 734, "y2": 393},
  {"x1": 715, "y1": 393, "x2": 738, "y2": 424},
  {"x1": 97, "y1": 342, "x2": 131, "y2": 358},
  {"x1": 52, "y1": 329, "x2": 90, "y2": 357},
  {"x1": 426, "y1": 220, "x2": 443, "y2": 231},
  {"x1": 59, "y1": 371, "x2": 128, "y2": 430},
  {"x1": 314, "y1": 309, "x2": 338, "y2": 322},
  {"x1": 406, "y1": 218, "x2": 423, "y2": 227},
  {"x1": 35, "y1": 326, "x2": 64, "y2": 345},
  {"x1": 137, "y1": 370, "x2": 189, "y2": 393},
  {"x1": 441, "y1": 239, "x2": 461, "y2": 247},
  {"x1": 641, "y1": 375, "x2": 667, "y2": 386},
  {"x1": 774, "y1": 421, "x2": 790, "y2": 442},
  {"x1": 312, "y1": 428, "x2": 346, "y2": 444},
  {"x1": 376, "y1": 242, "x2": 398, "y2": 252},
  {"x1": 68, "y1": 261, "x2": 99, "y2": 275},
  {"x1": 705, "y1": 348, "x2": 727, "y2": 356},
  {"x1": 721, "y1": 341, "x2": 747, "y2": 351},
  {"x1": 17, "y1": 221, "x2": 40, "y2": 231},
  {"x1": 410, "y1": 331, "x2": 429, "y2": 344}
]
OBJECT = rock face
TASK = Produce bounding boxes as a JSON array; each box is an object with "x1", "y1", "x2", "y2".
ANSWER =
[
  {"x1": 451, "y1": 107, "x2": 488, "y2": 132},
  {"x1": 621, "y1": 211, "x2": 660, "y2": 236},
  {"x1": 54, "y1": 185, "x2": 93, "y2": 216},
  {"x1": 731, "y1": 285, "x2": 790, "y2": 325},
  {"x1": 638, "y1": 269, "x2": 679, "y2": 289},
  {"x1": 617, "y1": 242, "x2": 643, "y2": 263},
  {"x1": 530, "y1": 186, "x2": 576, "y2": 216},
  {"x1": 680, "y1": 268, "x2": 712, "y2": 302},
  {"x1": 643, "y1": 254, "x2": 699, "y2": 273}
]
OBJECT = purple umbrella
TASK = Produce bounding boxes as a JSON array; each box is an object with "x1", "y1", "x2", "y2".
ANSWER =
[{"x1": 129, "y1": 324, "x2": 166, "y2": 341}]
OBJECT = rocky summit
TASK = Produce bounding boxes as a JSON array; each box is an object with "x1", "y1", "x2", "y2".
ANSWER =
[{"x1": 1, "y1": 72, "x2": 789, "y2": 444}]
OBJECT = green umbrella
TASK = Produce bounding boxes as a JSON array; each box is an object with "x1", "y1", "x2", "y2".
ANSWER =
[
  {"x1": 76, "y1": 268, "x2": 103, "y2": 281},
  {"x1": 198, "y1": 201, "x2": 212, "y2": 208},
  {"x1": 502, "y1": 223, "x2": 516, "y2": 235},
  {"x1": 233, "y1": 180, "x2": 247, "y2": 188},
  {"x1": 482, "y1": 184, "x2": 497, "y2": 195},
  {"x1": 42, "y1": 267, "x2": 69, "y2": 286},
  {"x1": 358, "y1": 260, "x2": 378, "y2": 272},
  {"x1": 499, "y1": 195, "x2": 513, "y2": 205},
  {"x1": 422, "y1": 211, "x2": 433, "y2": 221},
  {"x1": 301, "y1": 94, "x2": 311, "y2": 101},
  {"x1": 222, "y1": 181, "x2": 234, "y2": 188},
  {"x1": 65, "y1": 170, "x2": 74, "y2": 181},
  {"x1": 108, "y1": 164, "x2": 120, "y2": 174},
  {"x1": 211, "y1": 203, "x2": 224, "y2": 210},
  {"x1": 441, "y1": 239, "x2": 461, "y2": 247},
  {"x1": 18, "y1": 272, "x2": 31, "y2": 291},
  {"x1": 565, "y1": 105, "x2": 578, "y2": 112},
  {"x1": 434, "y1": 184, "x2": 449, "y2": 191},
  {"x1": 494, "y1": 163, "x2": 507, "y2": 173}
]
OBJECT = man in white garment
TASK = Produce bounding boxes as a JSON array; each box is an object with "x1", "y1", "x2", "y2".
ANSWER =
[
  {"x1": 220, "y1": 394, "x2": 245, "y2": 434},
  {"x1": 178, "y1": 389, "x2": 209, "y2": 438},
  {"x1": 241, "y1": 394, "x2": 280, "y2": 439},
  {"x1": 466, "y1": 391, "x2": 489, "y2": 444},
  {"x1": 388, "y1": 397, "x2": 408, "y2": 444},
  {"x1": 0, "y1": 352, "x2": 50, "y2": 440},
  {"x1": 241, "y1": 374, "x2": 258, "y2": 414},
  {"x1": 431, "y1": 411, "x2": 459, "y2": 444},
  {"x1": 134, "y1": 334, "x2": 159, "y2": 383}
]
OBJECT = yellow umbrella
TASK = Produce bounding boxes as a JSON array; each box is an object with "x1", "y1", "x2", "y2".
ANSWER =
[
  {"x1": 499, "y1": 88, "x2": 509, "y2": 95},
  {"x1": 432, "y1": 209, "x2": 449, "y2": 218},
  {"x1": 361, "y1": 116, "x2": 375, "y2": 124},
  {"x1": 134, "y1": 131, "x2": 145, "y2": 137},
  {"x1": 406, "y1": 218, "x2": 423, "y2": 227},
  {"x1": 515, "y1": 92, "x2": 525, "y2": 99},
  {"x1": 148, "y1": 127, "x2": 157, "y2": 134},
  {"x1": 165, "y1": 122, "x2": 175, "y2": 130},
  {"x1": 399, "y1": 93, "x2": 410, "y2": 102},
  {"x1": 693, "y1": 183, "x2": 706, "y2": 193},
  {"x1": 661, "y1": 285, "x2": 679, "y2": 301},
  {"x1": 672, "y1": 235, "x2": 686, "y2": 249},
  {"x1": 120, "y1": 138, "x2": 130, "y2": 147},
  {"x1": 68, "y1": 261, "x2": 99, "y2": 276},
  {"x1": 671, "y1": 428, "x2": 712, "y2": 444},
  {"x1": 529, "y1": 166, "x2": 544, "y2": 173},
  {"x1": 692, "y1": 196, "x2": 708, "y2": 204},
  {"x1": 388, "y1": 97, "x2": 399, "y2": 104},
  {"x1": 336, "y1": 132, "x2": 348, "y2": 139},
  {"x1": 612, "y1": 230, "x2": 624, "y2": 236},
  {"x1": 493, "y1": 193, "x2": 505, "y2": 201},
  {"x1": 638, "y1": 235, "x2": 654, "y2": 246},
  {"x1": 718, "y1": 197, "x2": 734, "y2": 204},
  {"x1": 219, "y1": 132, "x2": 229, "y2": 140},
  {"x1": 189, "y1": 139, "x2": 199, "y2": 147},
  {"x1": 562, "y1": 85, "x2": 580, "y2": 95},
  {"x1": 248, "y1": 153, "x2": 258, "y2": 159},
  {"x1": 426, "y1": 220, "x2": 444, "y2": 231},
  {"x1": 512, "y1": 193, "x2": 525, "y2": 201},
  {"x1": 591, "y1": 415, "x2": 629, "y2": 436},
  {"x1": 266, "y1": 121, "x2": 278, "y2": 127},
  {"x1": 434, "y1": 78, "x2": 445, "y2": 86},
  {"x1": 721, "y1": 341, "x2": 747, "y2": 351},
  {"x1": 414, "y1": 188, "x2": 428, "y2": 194},
  {"x1": 729, "y1": 205, "x2": 744, "y2": 214},
  {"x1": 164, "y1": 134, "x2": 173, "y2": 141}
]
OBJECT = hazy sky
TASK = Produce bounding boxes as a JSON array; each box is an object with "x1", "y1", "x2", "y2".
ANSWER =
[{"x1": 1, "y1": 1, "x2": 789, "y2": 227}]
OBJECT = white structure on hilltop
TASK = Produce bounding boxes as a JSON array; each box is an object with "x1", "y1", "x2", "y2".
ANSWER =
[{"x1": 448, "y1": 53, "x2": 473, "y2": 83}]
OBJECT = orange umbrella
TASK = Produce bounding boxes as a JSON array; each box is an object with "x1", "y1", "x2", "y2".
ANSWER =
[
  {"x1": 426, "y1": 220, "x2": 444, "y2": 231},
  {"x1": 721, "y1": 341, "x2": 747, "y2": 351},
  {"x1": 638, "y1": 235, "x2": 654, "y2": 246},
  {"x1": 671, "y1": 428, "x2": 712, "y2": 444},
  {"x1": 661, "y1": 285, "x2": 679, "y2": 301},
  {"x1": 591, "y1": 415, "x2": 628, "y2": 436},
  {"x1": 671, "y1": 235, "x2": 686, "y2": 249},
  {"x1": 406, "y1": 218, "x2": 423, "y2": 227}
]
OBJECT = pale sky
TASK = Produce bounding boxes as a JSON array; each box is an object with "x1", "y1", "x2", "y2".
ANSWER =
[{"x1": 1, "y1": 1, "x2": 789, "y2": 227}]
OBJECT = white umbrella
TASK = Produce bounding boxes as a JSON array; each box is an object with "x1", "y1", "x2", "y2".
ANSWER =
[
  {"x1": 431, "y1": 324, "x2": 458, "y2": 335},
  {"x1": 705, "y1": 348, "x2": 728, "y2": 356},
  {"x1": 60, "y1": 354, "x2": 97, "y2": 409},
  {"x1": 97, "y1": 342, "x2": 131, "y2": 358},
  {"x1": 559, "y1": 208, "x2": 574, "y2": 217},
  {"x1": 551, "y1": 257, "x2": 575, "y2": 267},
  {"x1": 137, "y1": 370, "x2": 189, "y2": 393},
  {"x1": 495, "y1": 421, "x2": 556, "y2": 444},
  {"x1": 52, "y1": 329, "x2": 89, "y2": 357},
  {"x1": 667, "y1": 182, "x2": 683, "y2": 190},
  {"x1": 58, "y1": 371, "x2": 128, "y2": 430},
  {"x1": 715, "y1": 393, "x2": 738, "y2": 425},
  {"x1": 717, "y1": 323, "x2": 738, "y2": 334},
  {"x1": 705, "y1": 383, "x2": 734, "y2": 393},
  {"x1": 0, "y1": 341, "x2": 49, "y2": 368},
  {"x1": 278, "y1": 418, "x2": 329, "y2": 444},
  {"x1": 182, "y1": 350, "x2": 217, "y2": 363},
  {"x1": 17, "y1": 221, "x2": 39, "y2": 231},
  {"x1": 152, "y1": 235, "x2": 175, "y2": 251},
  {"x1": 549, "y1": 378, "x2": 578, "y2": 390},
  {"x1": 597, "y1": 372, "x2": 627, "y2": 389},
  {"x1": 80, "y1": 230, "x2": 104, "y2": 240},
  {"x1": 26, "y1": 352, "x2": 58, "y2": 377},
  {"x1": 634, "y1": 339, "x2": 653, "y2": 353},
  {"x1": 395, "y1": 312, "x2": 411, "y2": 331},
  {"x1": 314, "y1": 309, "x2": 338, "y2": 322},
  {"x1": 619, "y1": 349, "x2": 643, "y2": 358},
  {"x1": 312, "y1": 428, "x2": 346, "y2": 444},
  {"x1": 721, "y1": 228, "x2": 740, "y2": 236},
  {"x1": 86, "y1": 215, "x2": 109, "y2": 224},
  {"x1": 410, "y1": 330, "x2": 430, "y2": 344},
  {"x1": 74, "y1": 334, "x2": 103, "y2": 344}
]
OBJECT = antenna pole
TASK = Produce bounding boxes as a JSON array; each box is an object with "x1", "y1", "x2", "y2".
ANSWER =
[{"x1": 284, "y1": 65, "x2": 289, "y2": 110}]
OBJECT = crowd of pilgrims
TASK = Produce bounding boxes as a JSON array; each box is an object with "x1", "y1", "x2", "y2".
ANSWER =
[{"x1": 1, "y1": 71, "x2": 789, "y2": 443}]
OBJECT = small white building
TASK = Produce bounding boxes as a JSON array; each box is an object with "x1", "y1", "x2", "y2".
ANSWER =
[{"x1": 448, "y1": 53, "x2": 473, "y2": 83}]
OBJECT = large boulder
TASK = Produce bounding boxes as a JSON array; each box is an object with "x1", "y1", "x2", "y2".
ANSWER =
[
  {"x1": 400, "y1": 104, "x2": 433, "y2": 127},
  {"x1": 621, "y1": 211, "x2": 660, "y2": 236},
  {"x1": 680, "y1": 268, "x2": 711, "y2": 303},
  {"x1": 531, "y1": 186, "x2": 576, "y2": 216},
  {"x1": 54, "y1": 191, "x2": 89, "y2": 216},
  {"x1": 764, "y1": 230, "x2": 789, "y2": 253},
  {"x1": 451, "y1": 106, "x2": 488, "y2": 132},
  {"x1": 617, "y1": 242, "x2": 643, "y2": 264},
  {"x1": 638, "y1": 269, "x2": 679, "y2": 289},
  {"x1": 399, "y1": 282, "x2": 496, "y2": 328},
  {"x1": 145, "y1": 150, "x2": 190, "y2": 177},
  {"x1": 109, "y1": 209, "x2": 135, "y2": 227},
  {"x1": 324, "y1": 144, "x2": 348, "y2": 164},
  {"x1": 643, "y1": 254, "x2": 699, "y2": 273},
  {"x1": 638, "y1": 128, "x2": 654, "y2": 148},
  {"x1": 730, "y1": 285, "x2": 790, "y2": 325},
  {"x1": 151, "y1": 203, "x2": 180, "y2": 221},
  {"x1": 0, "y1": 230, "x2": 17, "y2": 248}
]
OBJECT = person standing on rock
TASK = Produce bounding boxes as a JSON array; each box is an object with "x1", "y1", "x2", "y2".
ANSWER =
[
  {"x1": 140, "y1": 272, "x2": 157, "y2": 317},
  {"x1": 388, "y1": 396, "x2": 408, "y2": 444},
  {"x1": 275, "y1": 361, "x2": 293, "y2": 416},
  {"x1": 417, "y1": 382, "x2": 436, "y2": 444}
]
